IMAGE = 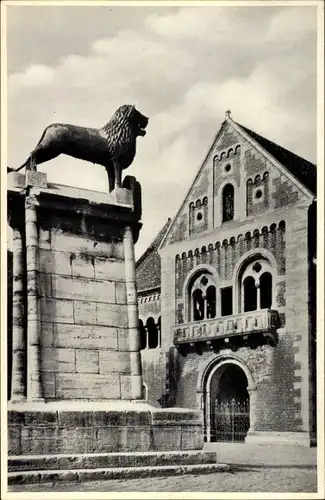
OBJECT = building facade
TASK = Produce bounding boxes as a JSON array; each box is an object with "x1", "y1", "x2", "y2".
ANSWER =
[{"x1": 136, "y1": 112, "x2": 316, "y2": 446}]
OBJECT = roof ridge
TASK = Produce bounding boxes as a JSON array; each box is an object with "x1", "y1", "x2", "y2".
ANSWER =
[
  {"x1": 158, "y1": 120, "x2": 228, "y2": 250},
  {"x1": 236, "y1": 122, "x2": 316, "y2": 167},
  {"x1": 234, "y1": 120, "x2": 316, "y2": 194},
  {"x1": 136, "y1": 218, "x2": 172, "y2": 268}
]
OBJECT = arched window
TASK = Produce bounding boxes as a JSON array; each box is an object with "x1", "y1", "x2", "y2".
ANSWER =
[
  {"x1": 146, "y1": 317, "x2": 158, "y2": 349},
  {"x1": 239, "y1": 257, "x2": 274, "y2": 313},
  {"x1": 189, "y1": 272, "x2": 217, "y2": 322},
  {"x1": 260, "y1": 272, "x2": 272, "y2": 309},
  {"x1": 206, "y1": 285, "x2": 216, "y2": 319},
  {"x1": 243, "y1": 276, "x2": 257, "y2": 312},
  {"x1": 222, "y1": 184, "x2": 234, "y2": 222}
]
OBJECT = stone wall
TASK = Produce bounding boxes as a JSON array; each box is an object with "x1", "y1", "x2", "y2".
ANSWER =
[
  {"x1": 141, "y1": 349, "x2": 168, "y2": 407},
  {"x1": 8, "y1": 407, "x2": 204, "y2": 455},
  {"x1": 139, "y1": 330, "x2": 306, "y2": 435},
  {"x1": 169, "y1": 337, "x2": 300, "y2": 432},
  {"x1": 157, "y1": 195, "x2": 314, "y2": 438},
  {"x1": 37, "y1": 222, "x2": 133, "y2": 400}
]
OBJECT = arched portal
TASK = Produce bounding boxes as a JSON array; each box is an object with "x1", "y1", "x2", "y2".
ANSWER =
[{"x1": 205, "y1": 362, "x2": 250, "y2": 442}]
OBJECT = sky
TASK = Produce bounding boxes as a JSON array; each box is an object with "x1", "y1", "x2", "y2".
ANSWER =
[{"x1": 6, "y1": 3, "x2": 318, "y2": 258}]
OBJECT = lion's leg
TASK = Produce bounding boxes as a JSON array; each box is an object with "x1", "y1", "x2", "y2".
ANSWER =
[
  {"x1": 114, "y1": 162, "x2": 122, "y2": 189},
  {"x1": 106, "y1": 168, "x2": 115, "y2": 193}
]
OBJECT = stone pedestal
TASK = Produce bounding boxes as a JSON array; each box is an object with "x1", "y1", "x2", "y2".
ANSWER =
[
  {"x1": 7, "y1": 172, "x2": 206, "y2": 461},
  {"x1": 8, "y1": 403, "x2": 204, "y2": 456}
]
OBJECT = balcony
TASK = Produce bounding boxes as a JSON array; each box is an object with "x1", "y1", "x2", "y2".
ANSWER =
[{"x1": 173, "y1": 309, "x2": 279, "y2": 355}]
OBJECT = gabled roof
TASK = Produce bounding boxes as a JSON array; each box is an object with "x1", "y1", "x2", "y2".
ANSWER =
[
  {"x1": 159, "y1": 112, "x2": 316, "y2": 250},
  {"x1": 236, "y1": 122, "x2": 316, "y2": 194},
  {"x1": 136, "y1": 218, "x2": 172, "y2": 293}
]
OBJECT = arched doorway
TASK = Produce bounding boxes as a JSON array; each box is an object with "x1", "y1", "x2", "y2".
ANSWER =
[{"x1": 207, "y1": 363, "x2": 250, "y2": 442}]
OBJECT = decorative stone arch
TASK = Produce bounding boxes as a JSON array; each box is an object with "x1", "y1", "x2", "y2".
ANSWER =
[
  {"x1": 196, "y1": 354, "x2": 257, "y2": 442},
  {"x1": 139, "y1": 315, "x2": 161, "y2": 349},
  {"x1": 232, "y1": 247, "x2": 278, "y2": 314},
  {"x1": 215, "y1": 177, "x2": 240, "y2": 227},
  {"x1": 197, "y1": 353, "x2": 256, "y2": 393},
  {"x1": 141, "y1": 313, "x2": 160, "y2": 325},
  {"x1": 182, "y1": 264, "x2": 219, "y2": 323}
]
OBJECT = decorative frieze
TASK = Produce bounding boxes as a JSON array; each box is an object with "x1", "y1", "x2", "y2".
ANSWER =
[{"x1": 175, "y1": 220, "x2": 286, "y2": 302}]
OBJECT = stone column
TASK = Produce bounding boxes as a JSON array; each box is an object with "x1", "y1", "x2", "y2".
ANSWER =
[
  {"x1": 157, "y1": 322, "x2": 161, "y2": 348},
  {"x1": 247, "y1": 386, "x2": 257, "y2": 433},
  {"x1": 25, "y1": 190, "x2": 43, "y2": 401},
  {"x1": 256, "y1": 282, "x2": 261, "y2": 310},
  {"x1": 241, "y1": 284, "x2": 245, "y2": 313},
  {"x1": 123, "y1": 226, "x2": 143, "y2": 399},
  {"x1": 206, "y1": 391, "x2": 211, "y2": 442},
  {"x1": 10, "y1": 226, "x2": 26, "y2": 401},
  {"x1": 203, "y1": 294, "x2": 208, "y2": 320},
  {"x1": 145, "y1": 326, "x2": 149, "y2": 349}
]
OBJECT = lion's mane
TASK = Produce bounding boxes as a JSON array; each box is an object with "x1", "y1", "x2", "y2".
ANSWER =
[{"x1": 101, "y1": 105, "x2": 137, "y2": 165}]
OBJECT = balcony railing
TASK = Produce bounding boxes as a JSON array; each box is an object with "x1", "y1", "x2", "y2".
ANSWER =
[{"x1": 173, "y1": 309, "x2": 279, "y2": 354}]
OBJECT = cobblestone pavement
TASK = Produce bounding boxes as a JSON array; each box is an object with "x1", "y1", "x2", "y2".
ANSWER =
[{"x1": 9, "y1": 444, "x2": 319, "y2": 494}]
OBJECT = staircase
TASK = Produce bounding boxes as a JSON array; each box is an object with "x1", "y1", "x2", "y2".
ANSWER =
[{"x1": 8, "y1": 451, "x2": 230, "y2": 485}]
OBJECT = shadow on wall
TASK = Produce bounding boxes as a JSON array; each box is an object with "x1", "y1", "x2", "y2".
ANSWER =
[{"x1": 158, "y1": 347, "x2": 182, "y2": 408}]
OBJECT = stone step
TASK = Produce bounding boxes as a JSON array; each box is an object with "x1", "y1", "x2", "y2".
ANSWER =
[
  {"x1": 8, "y1": 463, "x2": 231, "y2": 485},
  {"x1": 9, "y1": 450, "x2": 217, "y2": 472}
]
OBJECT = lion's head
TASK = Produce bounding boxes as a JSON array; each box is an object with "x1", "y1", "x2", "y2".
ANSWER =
[{"x1": 108, "y1": 104, "x2": 149, "y2": 137}]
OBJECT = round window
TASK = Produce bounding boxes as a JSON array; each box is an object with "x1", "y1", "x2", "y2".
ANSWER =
[
  {"x1": 253, "y1": 262, "x2": 262, "y2": 273},
  {"x1": 255, "y1": 189, "x2": 263, "y2": 199},
  {"x1": 225, "y1": 164, "x2": 231, "y2": 173},
  {"x1": 200, "y1": 276, "x2": 208, "y2": 286},
  {"x1": 197, "y1": 212, "x2": 203, "y2": 221}
]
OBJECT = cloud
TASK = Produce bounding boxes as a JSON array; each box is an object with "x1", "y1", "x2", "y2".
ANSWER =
[
  {"x1": 267, "y1": 6, "x2": 316, "y2": 42},
  {"x1": 9, "y1": 64, "x2": 55, "y2": 89},
  {"x1": 145, "y1": 5, "x2": 316, "y2": 45}
]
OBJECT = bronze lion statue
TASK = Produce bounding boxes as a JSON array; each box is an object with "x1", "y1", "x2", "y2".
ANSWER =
[{"x1": 7, "y1": 104, "x2": 148, "y2": 192}]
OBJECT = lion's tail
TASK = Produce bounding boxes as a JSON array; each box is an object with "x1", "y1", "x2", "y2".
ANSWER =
[{"x1": 7, "y1": 157, "x2": 31, "y2": 173}]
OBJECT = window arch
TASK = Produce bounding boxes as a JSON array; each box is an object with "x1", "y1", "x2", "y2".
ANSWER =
[
  {"x1": 239, "y1": 257, "x2": 274, "y2": 313},
  {"x1": 222, "y1": 184, "x2": 234, "y2": 222},
  {"x1": 188, "y1": 271, "x2": 217, "y2": 322}
]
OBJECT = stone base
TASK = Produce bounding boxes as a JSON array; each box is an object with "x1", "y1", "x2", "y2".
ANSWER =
[
  {"x1": 8, "y1": 452, "x2": 230, "y2": 485},
  {"x1": 245, "y1": 431, "x2": 312, "y2": 447},
  {"x1": 8, "y1": 402, "x2": 204, "y2": 455}
]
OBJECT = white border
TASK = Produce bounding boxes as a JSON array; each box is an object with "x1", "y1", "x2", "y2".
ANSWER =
[{"x1": 1, "y1": 1, "x2": 324, "y2": 499}]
